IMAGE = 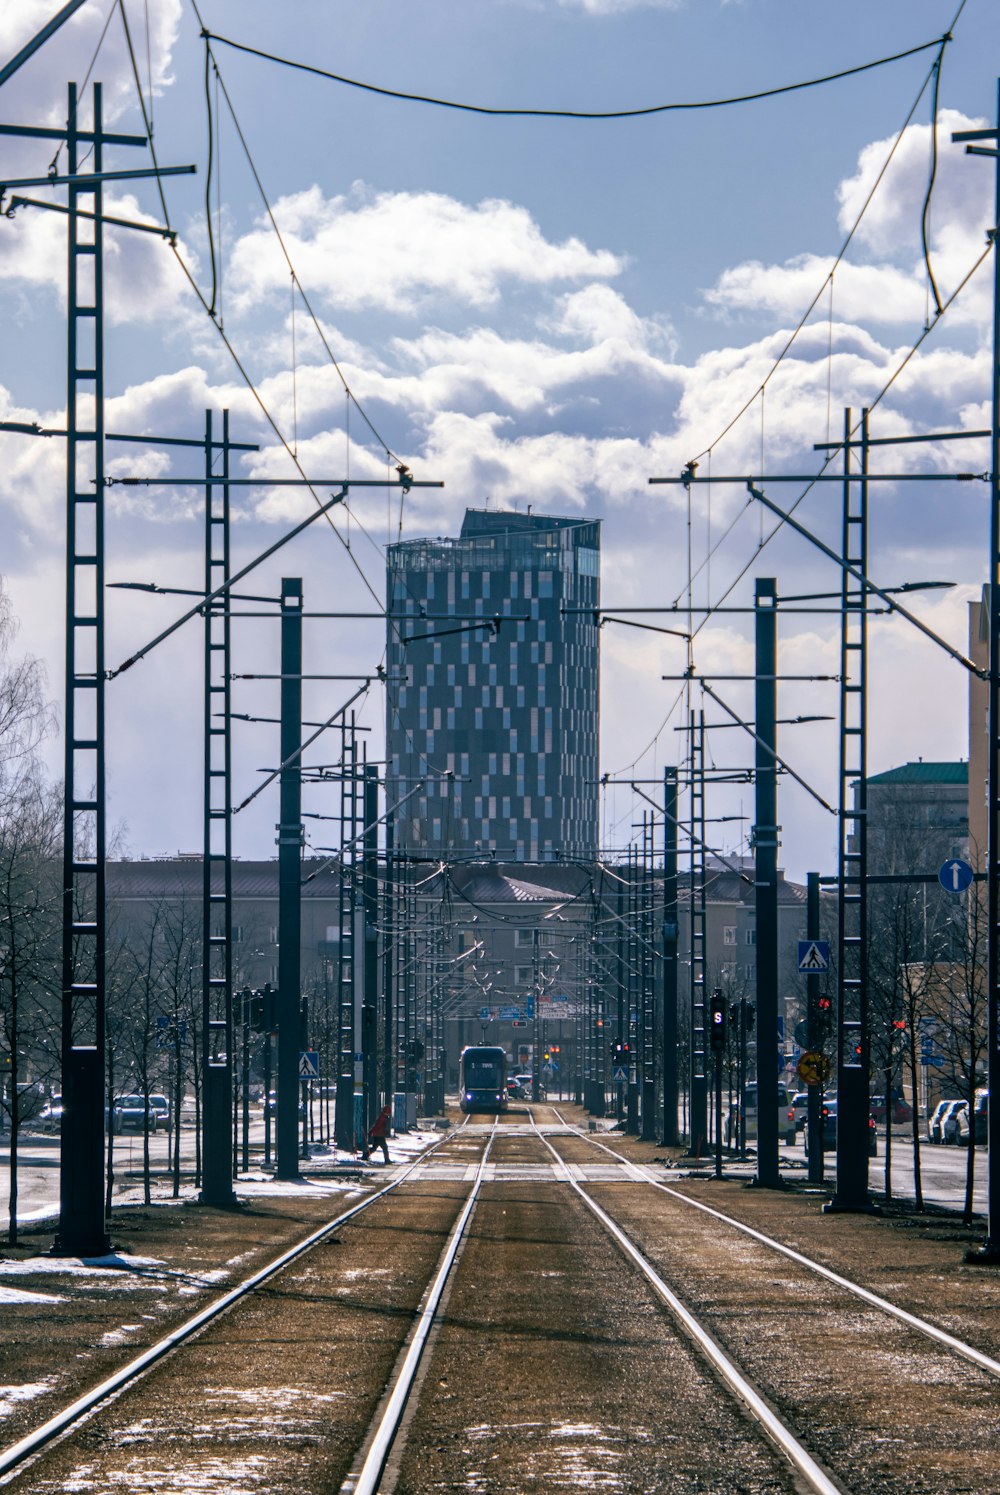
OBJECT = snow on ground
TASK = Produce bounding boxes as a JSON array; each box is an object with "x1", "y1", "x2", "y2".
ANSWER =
[
  {"x1": 0, "y1": 1284, "x2": 66, "y2": 1305},
  {"x1": 0, "y1": 1378, "x2": 58, "y2": 1418}
]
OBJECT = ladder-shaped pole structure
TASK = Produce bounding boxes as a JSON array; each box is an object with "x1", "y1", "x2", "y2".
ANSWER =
[
  {"x1": 688, "y1": 710, "x2": 708, "y2": 1154},
  {"x1": 201, "y1": 409, "x2": 236, "y2": 1206},
  {"x1": 58, "y1": 83, "x2": 112, "y2": 1256},
  {"x1": 831, "y1": 408, "x2": 873, "y2": 1211},
  {"x1": 335, "y1": 721, "x2": 360, "y2": 1149},
  {"x1": 661, "y1": 767, "x2": 680, "y2": 1146},
  {"x1": 640, "y1": 811, "x2": 657, "y2": 1139}
]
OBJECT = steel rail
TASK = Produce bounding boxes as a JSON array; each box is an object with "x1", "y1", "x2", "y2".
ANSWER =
[
  {"x1": 551, "y1": 1111, "x2": 1000, "y2": 1383},
  {"x1": 346, "y1": 1126, "x2": 497, "y2": 1495},
  {"x1": 0, "y1": 1125, "x2": 465, "y2": 1482},
  {"x1": 529, "y1": 1114, "x2": 840, "y2": 1495}
]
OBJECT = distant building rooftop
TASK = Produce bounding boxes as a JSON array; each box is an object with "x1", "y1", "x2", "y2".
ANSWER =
[{"x1": 867, "y1": 761, "x2": 967, "y2": 787}]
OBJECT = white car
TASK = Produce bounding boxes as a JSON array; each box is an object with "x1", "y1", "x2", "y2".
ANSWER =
[{"x1": 725, "y1": 1083, "x2": 797, "y2": 1146}]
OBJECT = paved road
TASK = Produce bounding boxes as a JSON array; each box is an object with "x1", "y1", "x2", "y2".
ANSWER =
[{"x1": 784, "y1": 1128, "x2": 987, "y2": 1212}]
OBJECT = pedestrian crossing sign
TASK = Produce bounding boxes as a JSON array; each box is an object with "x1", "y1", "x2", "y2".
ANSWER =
[
  {"x1": 797, "y1": 940, "x2": 830, "y2": 974},
  {"x1": 298, "y1": 1050, "x2": 320, "y2": 1079}
]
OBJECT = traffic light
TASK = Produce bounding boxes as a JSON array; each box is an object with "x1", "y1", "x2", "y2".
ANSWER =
[{"x1": 709, "y1": 992, "x2": 728, "y2": 1053}]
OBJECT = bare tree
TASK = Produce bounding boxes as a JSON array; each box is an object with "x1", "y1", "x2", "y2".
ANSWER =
[{"x1": 0, "y1": 586, "x2": 59, "y2": 1245}]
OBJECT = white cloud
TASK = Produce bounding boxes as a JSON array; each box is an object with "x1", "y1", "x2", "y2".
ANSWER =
[
  {"x1": 704, "y1": 110, "x2": 993, "y2": 330},
  {"x1": 226, "y1": 185, "x2": 624, "y2": 315},
  {"x1": 0, "y1": 2, "x2": 182, "y2": 136}
]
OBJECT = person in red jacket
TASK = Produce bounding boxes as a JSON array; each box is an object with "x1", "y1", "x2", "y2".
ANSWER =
[{"x1": 364, "y1": 1103, "x2": 393, "y2": 1164}]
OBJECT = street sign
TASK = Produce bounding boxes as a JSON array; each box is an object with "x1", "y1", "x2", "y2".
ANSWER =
[
  {"x1": 479, "y1": 1006, "x2": 493, "y2": 1022},
  {"x1": 797, "y1": 940, "x2": 830, "y2": 973},
  {"x1": 298, "y1": 1050, "x2": 320, "y2": 1080},
  {"x1": 793, "y1": 1019, "x2": 811, "y2": 1049},
  {"x1": 612, "y1": 1065, "x2": 628, "y2": 1083},
  {"x1": 921, "y1": 1053, "x2": 946, "y2": 1068},
  {"x1": 939, "y1": 858, "x2": 974, "y2": 893},
  {"x1": 797, "y1": 1050, "x2": 832, "y2": 1086},
  {"x1": 499, "y1": 1005, "x2": 520, "y2": 1022}
]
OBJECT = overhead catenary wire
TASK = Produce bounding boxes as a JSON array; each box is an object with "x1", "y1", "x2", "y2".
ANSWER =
[
  {"x1": 200, "y1": 27, "x2": 949, "y2": 121},
  {"x1": 114, "y1": 0, "x2": 403, "y2": 633}
]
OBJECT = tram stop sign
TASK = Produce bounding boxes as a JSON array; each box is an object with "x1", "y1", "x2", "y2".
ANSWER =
[
  {"x1": 797, "y1": 1050, "x2": 832, "y2": 1087},
  {"x1": 939, "y1": 858, "x2": 974, "y2": 894}
]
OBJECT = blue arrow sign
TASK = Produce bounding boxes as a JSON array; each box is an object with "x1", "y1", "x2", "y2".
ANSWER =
[
  {"x1": 939, "y1": 858, "x2": 974, "y2": 894},
  {"x1": 798, "y1": 939, "x2": 830, "y2": 974}
]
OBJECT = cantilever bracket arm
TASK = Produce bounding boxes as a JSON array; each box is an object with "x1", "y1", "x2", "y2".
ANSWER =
[
  {"x1": 698, "y1": 677, "x2": 836, "y2": 815},
  {"x1": 108, "y1": 486, "x2": 348, "y2": 678},
  {"x1": 746, "y1": 483, "x2": 984, "y2": 679},
  {"x1": 233, "y1": 680, "x2": 371, "y2": 814}
]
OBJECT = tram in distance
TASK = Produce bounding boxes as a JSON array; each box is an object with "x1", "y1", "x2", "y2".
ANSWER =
[{"x1": 459, "y1": 1045, "x2": 509, "y2": 1113}]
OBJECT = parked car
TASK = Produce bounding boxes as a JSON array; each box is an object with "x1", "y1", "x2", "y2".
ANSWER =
[
  {"x1": 803, "y1": 1099, "x2": 877, "y2": 1156},
  {"x1": 38, "y1": 1094, "x2": 64, "y2": 1129},
  {"x1": 112, "y1": 1094, "x2": 165, "y2": 1133},
  {"x1": 927, "y1": 1099, "x2": 952, "y2": 1144},
  {"x1": 725, "y1": 1083, "x2": 797, "y2": 1147},
  {"x1": 791, "y1": 1091, "x2": 809, "y2": 1132},
  {"x1": 941, "y1": 1099, "x2": 969, "y2": 1146},
  {"x1": 870, "y1": 1092, "x2": 913, "y2": 1125},
  {"x1": 973, "y1": 1088, "x2": 988, "y2": 1146}
]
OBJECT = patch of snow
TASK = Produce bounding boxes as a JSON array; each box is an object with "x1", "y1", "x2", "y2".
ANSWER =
[
  {"x1": 234, "y1": 1178, "x2": 359, "y2": 1198},
  {"x1": 0, "y1": 1284, "x2": 66, "y2": 1305},
  {"x1": 0, "y1": 1255, "x2": 161, "y2": 1278},
  {"x1": 97, "y1": 1323, "x2": 142, "y2": 1347},
  {"x1": 0, "y1": 1378, "x2": 57, "y2": 1418}
]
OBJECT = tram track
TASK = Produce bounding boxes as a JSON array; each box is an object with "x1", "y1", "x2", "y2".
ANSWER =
[
  {"x1": 6, "y1": 1104, "x2": 1000, "y2": 1493},
  {"x1": 0, "y1": 1122, "x2": 470, "y2": 1489},
  {"x1": 526, "y1": 1115, "x2": 841, "y2": 1495},
  {"x1": 545, "y1": 1106, "x2": 1000, "y2": 1382},
  {"x1": 531, "y1": 1107, "x2": 1000, "y2": 1494}
]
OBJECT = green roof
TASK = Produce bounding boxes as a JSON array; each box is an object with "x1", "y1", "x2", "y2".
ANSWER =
[{"x1": 868, "y1": 761, "x2": 967, "y2": 787}]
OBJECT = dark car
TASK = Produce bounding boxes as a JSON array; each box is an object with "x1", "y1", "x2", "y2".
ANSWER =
[
  {"x1": 112, "y1": 1094, "x2": 165, "y2": 1133},
  {"x1": 804, "y1": 1099, "x2": 877, "y2": 1156},
  {"x1": 870, "y1": 1092, "x2": 913, "y2": 1125}
]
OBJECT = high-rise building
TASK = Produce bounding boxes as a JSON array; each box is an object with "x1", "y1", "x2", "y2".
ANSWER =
[{"x1": 385, "y1": 508, "x2": 601, "y2": 861}]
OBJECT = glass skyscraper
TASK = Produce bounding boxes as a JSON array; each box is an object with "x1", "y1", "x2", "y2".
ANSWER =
[{"x1": 385, "y1": 508, "x2": 600, "y2": 861}]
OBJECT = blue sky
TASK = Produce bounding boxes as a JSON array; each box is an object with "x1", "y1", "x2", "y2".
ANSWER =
[{"x1": 0, "y1": 0, "x2": 996, "y2": 879}]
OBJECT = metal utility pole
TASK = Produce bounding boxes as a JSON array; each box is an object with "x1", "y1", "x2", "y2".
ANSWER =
[
  {"x1": 56, "y1": 84, "x2": 126, "y2": 1256},
  {"x1": 955, "y1": 90, "x2": 1000, "y2": 1259},
  {"x1": 830, "y1": 410, "x2": 873, "y2": 1212},
  {"x1": 334, "y1": 724, "x2": 360, "y2": 1148},
  {"x1": 688, "y1": 711, "x2": 708, "y2": 1155},
  {"x1": 362, "y1": 763, "x2": 379, "y2": 1130},
  {"x1": 276, "y1": 579, "x2": 303, "y2": 1180},
  {"x1": 641, "y1": 813, "x2": 657, "y2": 1140},
  {"x1": 200, "y1": 409, "x2": 236, "y2": 1207},
  {"x1": 806, "y1": 871, "x2": 824, "y2": 1185},
  {"x1": 626, "y1": 848, "x2": 639, "y2": 1134},
  {"x1": 382, "y1": 812, "x2": 396, "y2": 1121},
  {"x1": 661, "y1": 767, "x2": 680, "y2": 1146},
  {"x1": 754, "y1": 578, "x2": 781, "y2": 1187}
]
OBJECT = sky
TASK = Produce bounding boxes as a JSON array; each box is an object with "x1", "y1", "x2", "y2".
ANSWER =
[{"x1": 0, "y1": 0, "x2": 997, "y2": 882}]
